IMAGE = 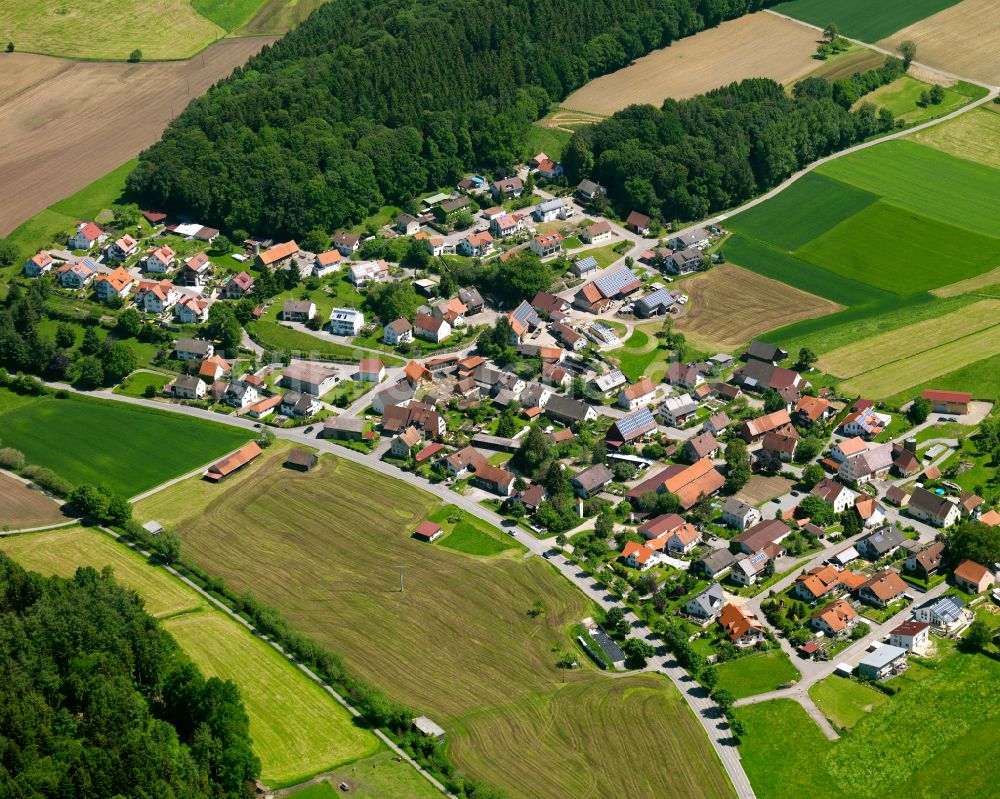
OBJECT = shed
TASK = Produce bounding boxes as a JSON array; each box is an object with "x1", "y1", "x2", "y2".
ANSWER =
[
  {"x1": 142, "y1": 520, "x2": 164, "y2": 536},
  {"x1": 284, "y1": 449, "x2": 318, "y2": 472},
  {"x1": 413, "y1": 716, "x2": 446, "y2": 740}
]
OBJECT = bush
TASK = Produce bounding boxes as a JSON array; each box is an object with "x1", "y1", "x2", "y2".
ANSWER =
[
  {"x1": 20, "y1": 465, "x2": 72, "y2": 496},
  {"x1": 128, "y1": 48, "x2": 142, "y2": 62},
  {"x1": 0, "y1": 447, "x2": 25, "y2": 470}
]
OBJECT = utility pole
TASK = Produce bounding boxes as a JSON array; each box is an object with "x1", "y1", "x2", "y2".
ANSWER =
[{"x1": 396, "y1": 566, "x2": 405, "y2": 592}]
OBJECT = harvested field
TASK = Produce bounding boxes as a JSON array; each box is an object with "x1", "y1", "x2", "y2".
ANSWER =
[
  {"x1": 135, "y1": 447, "x2": 734, "y2": 799},
  {"x1": 735, "y1": 476, "x2": 793, "y2": 506},
  {"x1": 537, "y1": 109, "x2": 606, "y2": 133},
  {"x1": 562, "y1": 13, "x2": 818, "y2": 114},
  {"x1": 879, "y1": 0, "x2": 1000, "y2": 86},
  {"x1": 0, "y1": 472, "x2": 69, "y2": 531},
  {"x1": 235, "y1": 0, "x2": 327, "y2": 35},
  {"x1": 817, "y1": 300, "x2": 1000, "y2": 378},
  {"x1": 803, "y1": 47, "x2": 885, "y2": 82},
  {"x1": 931, "y1": 265, "x2": 1000, "y2": 298},
  {"x1": 0, "y1": 39, "x2": 275, "y2": 237},
  {"x1": 673, "y1": 264, "x2": 841, "y2": 351},
  {"x1": 910, "y1": 107, "x2": 1000, "y2": 172}
]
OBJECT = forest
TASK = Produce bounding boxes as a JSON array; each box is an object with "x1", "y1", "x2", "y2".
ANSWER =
[
  {"x1": 0, "y1": 554, "x2": 260, "y2": 798},
  {"x1": 126, "y1": 0, "x2": 776, "y2": 237}
]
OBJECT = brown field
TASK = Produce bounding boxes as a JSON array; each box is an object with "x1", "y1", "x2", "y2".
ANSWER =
[
  {"x1": 672, "y1": 264, "x2": 841, "y2": 351},
  {"x1": 0, "y1": 472, "x2": 69, "y2": 530},
  {"x1": 879, "y1": 0, "x2": 1000, "y2": 85},
  {"x1": 802, "y1": 47, "x2": 886, "y2": 82},
  {"x1": 910, "y1": 107, "x2": 1000, "y2": 172},
  {"x1": 0, "y1": 38, "x2": 275, "y2": 237},
  {"x1": 562, "y1": 13, "x2": 819, "y2": 114},
  {"x1": 735, "y1": 476, "x2": 794, "y2": 506},
  {"x1": 236, "y1": 0, "x2": 326, "y2": 35}
]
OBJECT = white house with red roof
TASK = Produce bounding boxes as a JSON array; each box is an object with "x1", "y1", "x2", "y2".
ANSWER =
[
  {"x1": 146, "y1": 245, "x2": 176, "y2": 273},
  {"x1": 69, "y1": 221, "x2": 103, "y2": 250},
  {"x1": 174, "y1": 296, "x2": 210, "y2": 324},
  {"x1": 93, "y1": 267, "x2": 134, "y2": 302},
  {"x1": 457, "y1": 231, "x2": 494, "y2": 257},
  {"x1": 137, "y1": 279, "x2": 180, "y2": 314},
  {"x1": 221, "y1": 271, "x2": 255, "y2": 299},
  {"x1": 23, "y1": 251, "x2": 56, "y2": 277},
  {"x1": 414, "y1": 314, "x2": 451, "y2": 343},
  {"x1": 107, "y1": 234, "x2": 139, "y2": 262},
  {"x1": 57, "y1": 259, "x2": 99, "y2": 289}
]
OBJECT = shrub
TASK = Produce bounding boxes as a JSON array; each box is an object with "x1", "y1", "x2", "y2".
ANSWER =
[
  {"x1": 0, "y1": 448, "x2": 26, "y2": 470},
  {"x1": 20, "y1": 465, "x2": 73, "y2": 496}
]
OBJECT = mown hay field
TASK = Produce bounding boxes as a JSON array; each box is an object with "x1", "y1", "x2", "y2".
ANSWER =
[
  {"x1": 562, "y1": 13, "x2": 817, "y2": 114},
  {"x1": 673, "y1": 264, "x2": 841, "y2": 351},
  {"x1": 910, "y1": 106, "x2": 1000, "y2": 172},
  {"x1": 135, "y1": 447, "x2": 735, "y2": 799},
  {"x1": 0, "y1": 473, "x2": 69, "y2": 531},
  {"x1": 0, "y1": 526, "x2": 378, "y2": 787},
  {"x1": 771, "y1": 0, "x2": 961, "y2": 42}
]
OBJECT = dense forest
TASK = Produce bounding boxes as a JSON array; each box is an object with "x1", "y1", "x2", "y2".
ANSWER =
[
  {"x1": 127, "y1": 0, "x2": 776, "y2": 237},
  {"x1": 562, "y1": 76, "x2": 897, "y2": 222},
  {"x1": 0, "y1": 554, "x2": 260, "y2": 798}
]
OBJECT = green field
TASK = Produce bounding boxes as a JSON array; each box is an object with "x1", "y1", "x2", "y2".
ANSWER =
[
  {"x1": 883, "y1": 350, "x2": 1000, "y2": 405},
  {"x1": 772, "y1": 0, "x2": 961, "y2": 41},
  {"x1": 738, "y1": 645, "x2": 1000, "y2": 799},
  {"x1": 113, "y1": 370, "x2": 172, "y2": 398},
  {"x1": 287, "y1": 752, "x2": 443, "y2": 799},
  {"x1": 715, "y1": 651, "x2": 800, "y2": 700},
  {"x1": 809, "y1": 675, "x2": 888, "y2": 730},
  {"x1": 861, "y1": 77, "x2": 986, "y2": 125},
  {"x1": 428, "y1": 505, "x2": 521, "y2": 556},
  {"x1": 0, "y1": 389, "x2": 251, "y2": 496},
  {"x1": 524, "y1": 124, "x2": 573, "y2": 162},
  {"x1": 0, "y1": 526, "x2": 378, "y2": 787},
  {"x1": 134, "y1": 445, "x2": 734, "y2": 799}
]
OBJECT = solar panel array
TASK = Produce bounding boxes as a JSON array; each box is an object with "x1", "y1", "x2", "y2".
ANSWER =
[
  {"x1": 595, "y1": 268, "x2": 639, "y2": 298},
  {"x1": 637, "y1": 287, "x2": 675, "y2": 311},
  {"x1": 574, "y1": 255, "x2": 598, "y2": 273},
  {"x1": 614, "y1": 407, "x2": 657, "y2": 438}
]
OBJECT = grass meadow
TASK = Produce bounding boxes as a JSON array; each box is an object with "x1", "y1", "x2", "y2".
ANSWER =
[
  {"x1": 715, "y1": 651, "x2": 800, "y2": 700},
  {"x1": 0, "y1": 525, "x2": 380, "y2": 787},
  {"x1": 288, "y1": 752, "x2": 443, "y2": 799},
  {"x1": 428, "y1": 505, "x2": 521, "y2": 556},
  {"x1": 134, "y1": 446, "x2": 735, "y2": 799},
  {"x1": 808, "y1": 675, "x2": 888, "y2": 730},
  {"x1": 860, "y1": 77, "x2": 986, "y2": 125},
  {"x1": 0, "y1": 389, "x2": 251, "y2": 497},
  {"x1": 772, "y1": 0, "x2": 961, "y2": 41},
  {"x1": 910, "y1": 106, "x2": 1000, "y2": 171}
]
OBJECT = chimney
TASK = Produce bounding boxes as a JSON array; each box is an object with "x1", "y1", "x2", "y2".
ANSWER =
[{"x1": 904, "y1": 437, "x2": 917, "y2": 454}]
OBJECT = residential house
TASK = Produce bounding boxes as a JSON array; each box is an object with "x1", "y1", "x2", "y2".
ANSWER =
[
  {"x1": 592, "y1": 370, "x2": 627, "y2": 395},
  {"x1": 382, "y1": 401, "x2": 446, "y2": 439},
  {"x1": 905, "y1": 541, "x2": 945, "y2": 577},
  {"x1": 740, "y1": 409, "x2": 793, "y2": 443},
  {"x1": 490, "y1": 214, "x2": 524, "y2": 238},
  {"x1": 921, "y1": 389, "x2": 971, "y2": 415},
  {"x1": 491, "y1": 177, "x2": 523, "y2": 199},
  {"x1": 580, "y1": 220, "x2": 614, "y2": 244},
  {"x1": 907, "y1": 487, "x2": 961, "y2": 528},
  {"x1": 664, "y1": 522, "x2": 700, "y2": 555},
  {"x1": 433, "y1": 297, "x2": 468, "y2": 327},
  {"x1": 322, "y1": 415, "x2": 367, "y2": 441},
  {"x1": 605, "y1": 408, "x2": 657, "y2": 448},
  {"x1": 146, "y1": 246, "x2": 176, "y2": 273},
  {"x1": 198, "y1": 354, "x2": 231, "y2": 383},
  {"x1": 795, "y1": 395, "x2": 834, "y2": 426},
  {"x1": 638, "y1": 513, "x2": 687, "y2": 540},
  {"x1": 530, "y1": 232, "x2": 563, "y2": 258},
  {"x1": 543, "y1": 395, "x2": 597, "y2": 429},
  {"x1": 665, "y1": 363, "x2": 704, "y2": 389},
  {"x1": 552, "y1": 322, "x2": 585, "y2": 352},
  {"x1": 855, "y1": 496, "x2": 888, "y2": 529},
  {"x1": 618, "y1": 376, "x2": 657, "y2": 410},
  {"x1": 731, "y1": 360, "x2": 806, "y2": 398},
  {"x1": 858, "y1": 645, "x2": 908, "y2": 681},
  {"x1": 622, "y1": 541, "x2": 656, "y2": 570},
  {"x1": 889, "y1": 620, "x2": 930, "y2": 652},
  {"x1": 722, "y1": 498, "x2": 760, "y2": 531},
  {"x1": 832, "y1": 437, "x2": 868, "y2": 463},
  {"x1": 328, "y1": 307, "x2": 364, "y2": 336},
  {"x1": 225, "y1": 379, "x2": 258, "y2": 408},
  {"x1": 626, "y1": 458, "x2": 725, "y2": 510},
  {"x1": 685, "y1": 431, "x2": 719, "y2": 462},
  {"x1": 954, "y1": 559, "x2": 994, "y2": 594},
  {"x1": 458, "y1": 287, "x2": 485, "y2": 313},
  {"x1": 914, "y1": 595, "x2": 969, "y2": 632},
  {"x1": 704, "y1": 412, "x2": 731, "y2": 437},
  {"x1": 732, "y1": 551, "x2": 771, "y2": 587},
  {"x1": 839, "y1": 442, "x2": 894, "y2": 484},
  {"x1": 695, "y1": 549, "x2": 739, "y2": 579},
  {"x1": 570, "y1": 465, "x2": 614, "y2": 498},
  {"x1": 793, "y1": 565, "x2": 863, "y2": 602},
  {"x1": 841, "y1": 406, "x2": 889, "y2": 438},
  {"x1": 810, "y1": 598, "x2": 858, "y2": 636},
  {"x1": 357, "y1": 358, "x2": 385, "y2": 383},
  {"x1": 23, "y1": 250, "x2": 55, "y2": 277},
  {"x1": 332, "y1": 232, "x2": 361, "y2": 256},
  {"x1": 457, "y1": 231, "x2": 494, "y2": 257},
  {"x1": 474, "y1": 463, "x2": 515, "y2": 497},
  {"x1": 576, "y1": 179, "x2": 605, "y2": 201},
  {"x1": 221, "y1": 271, "x2": 254, "y2": 298},
  {"x1": 170, "y1": 374, "x2": 206, "y2": 400},
  {"x1": 395, "y1": 213, "x2": 421, "y2": 236},
  {"x1": 68, "y1": 221, "x2": 103, "y2": 250},
  {"x1": 313, "y1": 249, "x2": 342, "y2": 276},
  {"x1": 57, "y1": 259, "x2": 98, "y2": 289},
  {"x1": 384, "y1": 318, "x2": 413, "y2": 346},
  {"x1": 281, "y1": 362, "x2": 338, "y2": 396},
  {"x1": 174, "y1": 296, "x2": 209, "y2": 324},
  {"x1": 625, "y1": 211, "x2": 651, "y2": 235},
  {"x1": 390, "y1": 426, "x2": 424, "y2": 458},
  {"x1": 669, "y1": 228, "x2": 711, "y2": 250},
  {"x1": 811, "y1": 478, "x2": 856, "y2": 514},
  {"x1": 137, "y1": 279, "x2": 179, "y2": 314},
  {"x1": 734, "y1": 519, "x2": 791, "y2": 555},
  {"x1": 718, "y1": 603, "x2": 766, "y2": 647},
  {"x1": 175, "y1": 338, "x2": 213, "y2": 361},
  {"x1": 106, "y1": 235, "x2": 138, "y2": 262},
  {"x1": 436, "y1": 196, "x2": 473, "y2": 221},
  {"x1": 244, "y1": 395, "x2": 282, "y2": 419},
  {"x1": 958, "y1": 492, "x2": 984, "y2": 520},
  {"x1": 760, "y1": 429, "x2": 799, "y2": 462},
  {"x1": 281, "y1": 300, "x2": 316, "y2": 322},
  {"x1": 445, "y1": 446, "x2": 488, "y2": 478},
  {"x1": 281, "y1": 391, "x2": 322, "y2": 418},
  {"x1": 658, "y1": 393, "x2": 700, "y2": 426},
  {"x1": 535, "y1": 158, "x2": 562, "y2": 179},
  {"x1": 414, "y1": 314, "x2": 451, "y2": 343},
  {"x1": 856, "y1": 569, "x2": 908, "y2": 608},
  {"x1": 664, "y1": 247, "x2": 702, "y2": 275},
  {"x1": 347, "y1": 260, "x2": 389, "y2": 286},
  {"x1": 885, "y1": 486, "x2": 912, "y2": 507},
  {"x1": 93, "y1": 267, "x2": 134, "y2": 302},
  {"x1": 533, "y1": 198, "x2": 564, "y2": 222},
  {"x1": 685, "y1": 584, "x2": 726, "y2": 621}
]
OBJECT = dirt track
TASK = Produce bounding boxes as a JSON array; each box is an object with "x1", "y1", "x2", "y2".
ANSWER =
[{"x1": 0, "y1": 37, "x2": 276, "y2": 237}]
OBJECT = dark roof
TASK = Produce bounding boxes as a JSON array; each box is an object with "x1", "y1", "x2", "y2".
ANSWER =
[
  {"x1": 746, "y1": 340, "x2": 787, "y2": 363},
  {"x1": 285, "y1": 449, "x2": 318, "y2": 468}
]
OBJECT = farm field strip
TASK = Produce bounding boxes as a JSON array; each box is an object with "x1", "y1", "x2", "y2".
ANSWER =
[
  {"x1": 0, "y1": 472, "x2": 69, "y2": 531},
  {"x1": 771, "y1": 0, "x2": 962, "y2": 42},
  {"x1": 817, "y1": 299, "x2": 1000, "y2": 377},
  {"x1": 909, "y1": 107, "x2": 1000, "y2": 172},
  {"x1": 883, "y1": 351, "x2": 1000, "y2": 406},
  {"x1": 562, "y1": 12, "x2": 818, "y2": 114},
  {"x1": 0, "y1": 525, "x2": 378, "y2": 787},
  {"x1": 931, "y1": 265, "x2": 1000, "y2": 298}
]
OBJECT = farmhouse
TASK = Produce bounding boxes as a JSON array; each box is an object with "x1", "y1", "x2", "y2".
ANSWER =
[
  {"x1": 175, "y1": 338, "x2": 213, "y2": 361},
  {"x1": 921, "y1": 389, "x2": 971, "y2": 415},
  {"x1": 322, "y1": 415, "x2": 367, "y2": 441},
  {"x1": 953, "y1": 559, "x2": 994, "y2": 594},
  {"x1": 685, "y1": 431, "x2": 719, "y2": 462},
  {"x1": 595, "y1": 268, "x2": 643, "y2": 300},
  {"x1": 414, "y1": 314, "x2": 451, "y2": 343},
  {"x1": 573, "y1": 282, "x2": 612, "y2": 313},
  {"x1": 281, "y1": 362, "x2": 338, "y2": 396},
  {"x1": 474, "y1": 463, "x2": 515, "y2": 497},
  {"x1": 204, "y1": 441, "x2": 262, "y2": 482},
  {"x1": 570, "y1": 465, "x2": 614, "y2": 498},
  {"x1": 445, "y1": 445, "x2": 487, "y2": 478},
  {"x1": 907, "y1": 487, "x2": 961, "y2": 528},
  {"x1": 605, "y1": 408, "x2": 658, "y2": 447},
  {"x1": 759, "y1": 429, "x2": 799, "y2": 462},
  {"x1": 626, "y1": 458, "x2": 724, "y2": 510},
  {"x1": 740, "y1": 409, "x2": 793, "y2": 442},
  {"x1": 734, "y1": 519, "x2": 790, "y2": 555},
  {"x1": 811, "y1": 478, "x2": 856, "y2": 514}
]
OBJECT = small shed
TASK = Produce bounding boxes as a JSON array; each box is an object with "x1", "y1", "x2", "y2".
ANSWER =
[
  {"x1": 284, "y1": 449, "x2": 318, "y2": 472},
  {"x1": 413, "y1": 715, "x2": 446, "y2": 740},
  {"x1": 142, "y1": 520, "x2": 164, "y2": 537},
  {"x1": 413, "y1": 521, "x2": 443, "y2": 543}
]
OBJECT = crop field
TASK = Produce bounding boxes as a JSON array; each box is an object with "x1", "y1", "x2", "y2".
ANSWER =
[
  {"x1": 0, "y1": 473, "x2": 70, "y2": 531},
  {"x1": 234, "y1": 0, "x2": 327, "y2": 36},
  {"x1": 879, "y1": 0, "x2": 1000, "y2": 86},
  {"x1": 887, "y1": 351, "x2": 1000, "y2": 406},
  {"x1": 673, "y1": 264, "x2": 841, "y2": 351},
  {"x1": 803, "y1": 47, "x2": 885, "y2": 82},
  {"x1": 134, "y1": 447, "x2": 734, "y2": 799},
  {"x1": 809, "y1": 675, "x2": 888, "y2": 730},
  {"x1": 714, "y1": 651, "x2": 800, "y2": 700},
  {"x1": 738, "y1": 645, "x2": 1000, "y2": 799},
  {"x1": 771, "y1": 0, "x2": 961, "y2": 42},
  {"x1": 0, "y1": 525, "x2": 379, "y2": 787},
  {"x1": 910, "y1": 106, "x2": 1000, "y2": 171},
  {"x1": 817, "y1": 300, "x2": 1000, "y2": 378},
  {"x1": 0, "y1": 389, "x2": 251, "y2": 497},
  {"x1": 562, "y1": 13, "x2": 817, "y2": 114},
  {"x1": 734, "y1": 476, "x2": 793, "y2": 506}
]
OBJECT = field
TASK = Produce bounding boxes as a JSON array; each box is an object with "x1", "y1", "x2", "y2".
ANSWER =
[
  {"x1": 714, "y1": 651, "x2": 800, "y2": 700},
  {"x1": 803, "y1": 47, "x2": 885, "y2": 82},
  {"x1": 910, "y1": 106, "x2": 1000, "y2": 172},
  {"x1": 234, "y1": 0, "x2": 328, "y2": 36},
  {"x1": 858, "y1": 76, "x2": 984, "y2": 124},
  {"x1": 524, "y1": 124, "x2": 573, "y2": 161},
  {"x1": 289, "y1": 752, "x2": 442, "y2": 799},
  {"x1": 738, "y1": 645, "x2": 1000, "y2": 799},
  {"x1": 734, "y1": 476, "x2": 793, "y2": 506},
  {"x1": 0, "y1": 472, "x2": 70, "y2": 531},
  {"x1": 771, "y1": 0, "x2": 961, "y2": 42},
  {"x1": 808, "y1": 675, "x2": 888, "y2": 730},
  {"x1": 562, "y1": 13, "x2": 818, "y2": 114},
  {"x1": 673, "y1": 265, "x2": 841, "y2": 351},
  {"x1": 134, "y1": 446, "x2": 735, "y2": 799},
  {"x1": 0, "y1": 389, "x2": 251, "y2": 497},
  {"x1": 0, "y1": 526, "x2": 377, "y2": 787},
  {"x1": 884, "y1": 351, "x2": 1000, "y2": 406},
  {"x1": 879, "y1": 0, "x2": 1000, "y2": 86},
  {"x1": 427, "y1": 506, "x2": 521, "y2": 557},
  {"x1": 114, "y1": 370, "x2": 173, "y2": 398},
  {"x1": 0, "y1": 40, "x2": 274, "y2": 238}
]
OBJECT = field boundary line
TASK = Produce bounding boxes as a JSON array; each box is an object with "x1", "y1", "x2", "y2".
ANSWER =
[
  {"x1": 94, "y1": 525, "x2": 456, "y2": 798},
  {"x1": 128, "y1": 442, "x2": 254, "y2": 503}
]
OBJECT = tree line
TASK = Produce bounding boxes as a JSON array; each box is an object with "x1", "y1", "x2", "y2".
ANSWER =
[{"x1": 126, "y1": 0, "x2": 777, "y2": 238}]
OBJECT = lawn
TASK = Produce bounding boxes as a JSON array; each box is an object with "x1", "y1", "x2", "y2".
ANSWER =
[
  {"x1": 134, "y1": 447, "x2": 734, "y2": 799},
  {"x1": 287, "y1": 752, "x2": 443, "y2": 799},
  {"x1": 113, "y1": 370, "x2": 173, "y2": 398},
  {"x1": 0, "y1": 473, "x2": 69, "y2": 531},
  {"x1": 524, "y1": 124, "x2": 573, "y2": 161},
  {"x1": 860, "y1": 76, "x2": 985, "y2": 124},
  {"x1": 809, "y1": 674, "x2": 888, "y2": 730},
  {"x1": 577, "y1": 241, "x2": 626, "y2": 269},
  {"x1": 772, "y1": 0, "x2": 961, "y2": 41},
  {"x1": 0, "y1": 525, "x2": 378, "y2": 788},
  {"x1": 613, "y1": 328, "x2": 664, "y2": 382},
  {"x1": 427, "y1": 505, "x2": 520, "y2": 557},
  {"x1": 714, "y1": 650, "x2": 800, "y2": 699},
  {"x1": 247, "y1": 320, "x2": 364, "y2": 363},
  {"x1": 0, "y1": 389, "x2": 251, "y2": 497}
]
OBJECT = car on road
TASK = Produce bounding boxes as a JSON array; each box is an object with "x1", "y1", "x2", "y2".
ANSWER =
[{"x1": 304, "y1": 426, "x2": 313, "y2": 433}]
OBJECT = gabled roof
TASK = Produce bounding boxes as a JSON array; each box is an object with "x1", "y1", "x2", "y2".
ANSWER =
[
  {"x1": 258, "y1": 240, "x2": 299, "y2": 264},
  {"x1": 719, "y1": 603, "x2": 764, "y2": 642},
  {"x1": 858, "y1": 569, "x2": 907, "y2": 601},
  {"x1": 921, "y1": 389, "x2": 971, "y2": 404},
  {"x1": 954, "y1": 558, "x2": 990, "y2": 584}
]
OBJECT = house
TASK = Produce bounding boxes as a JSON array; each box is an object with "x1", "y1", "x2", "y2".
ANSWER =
[
  {"x1": 174, "y1": 296, "x2": 209, "y2": 324},
  {"x1": 686, "y1": 584, "x2": 726, "y2": 621},
  {"x1": 760, "y1": 429, "x2": 799, "y2": 462},
  {"x1": 457, "y1": 231, "x2": 494, "y2": 257},
  {"x1": 221, "y1": 271, "x2": 254, "y2": 298},
  {"x1": 618, "y1": 376, "x2": 657, "y2": 410},
  {"x1": 391, "y1": 426, "x2": 424, "y2": 458},
  {"x1": 954, "y1": 559, "x2": 994, "y2": 594},
  {"x1": 892, "y1": 442, "x2": 921, "y2": 478},
  {"x1": 533, "y1": 198, "x2": 564, "y2": 222},
  {"x1": 885, "y1": 486, "x2": 912, "y2": 508},
  {"x1": 445, "y1": 445, "x2": 488, "y2": 478},
  {"x1": 745, "y1": 340, "x2": 788, "y2": 365},
  {"x1": 810, "y1": 598, "x2": 858, "y2": 636},
  {"x1": 458, "y1": 287, "x2": 485, "y2": 314},
  {"x1": 795, "y1": 396, "x2": 834, "y2": 426},
  {"x1": 695, "y1": 549, "x2": 739, "y2": 579},
  {"x1": 592, "y1": 370, "x2": 627, "y2": 395},
  {"x1": 569, "y1": 255, "x2": 600, "y2": 278},
  {"x1": 69, "y1": 221, "x2": 103, "y2": 250},
  {"x1": 474, "y1": 463, "x2": 515, "y2": 496},
  {"x1": 634, "y1": 288, "x2": 675, "y2": 318},
  {"x1": 57, "y1": 259, "x2": 98, "y2": 289},
  {"x1": 414, "y1": 314, "x2": 451, "y2": 343},
  {"x1": 490, "y1": 214, "x2": 524, "y2": 237},
  {"x1": 914, "y1": 595, "x2": 969, "y2": 632},
  {"x1": 907, "y1": 487, "x2": 961, "y2": 528},
  {"x1": 855, "y1": 496, "x2": 887, "y2": 529},
  {"x1": 347, "y1": 260, "x2": 389, "y2": 286},
  {"x1": 664, "y1": 364, "x2": 704, "y2": 391},
  {"x1": 146, "y1": 246, "x2": 175, "y2": 273},
  {"x1": 626, "y1": 458, "x2": 725, "y2": 510},
  {"x1": 658, "y1": 393, "x2": 700, "y2": 426},
  {"x1": 204, "y1": 441, "x2": 262, "y2": 482},
  {"x1": 685, "y1": 431, "x2": 719, "y2": 462},
  {"x1": 734, "y1": 519, "x2": 791, "y2": 555},
  {"x1": 576, "y1": 179, "x2": 606, "y2": 201},
  {"x1": 981, "y1": 509, "x2": 1000, "y2": 527},
  {"x1": 722, "y1": 498, "x2": 760, "y2": 531},
  {"x1": 664, "y1": 522, "x2": 700, "y2": 555},
  {"x1": 905, "y1": 540, "x2": 945, "y2": 578},
  {"x1": 839, "y1": 442, "x2": 894, "y2": 484},
  {"x1": 543, "y1": 395, "x2": 597, "y2": 428},
  {"x1": 921, "y1": 389, "x2": 971, "y2": 415},
  {"x1": 669, "y1": 227, "x2": 711, "y2": 250},
  {"x1": 136, "y1": 279, "x2": 179, "y2": 314},
  {"x1": 328, "y1": 307, "x2": 364, "y2": 336},
  {"x1": 858, "y1": 644, "x2": 908, "y2": 681},
  {"x1": 404, "y1": 360, "x2": 433, "y2": 387},
  {"x1": 622, "y1": 541, "x2": 656, "y2": 570},
  {"x1": 313, "y1": 249, "x2": 342, "y2": 276},
  {"x1": 731, "y1": 360, "x2": 806, "y2": 397},
  {"x1": 382, "y1": 401, "x2": 445, "y2": 438},
  {"x1": 530, "y1": 232, "x2": 563, "y2": 258},
  {"x1": 841, "y1": 406, "x2": 891, "y2": 438},
  {"x1": 281, "y1": 362, "x2": 338, "y2": 396},
  {"x1": 889, "y1": 620, "x2": 930, "y2": 653},
  {"x1": 958, "y1": 492, "x2": 984, "y2": 520},
  {"x1": 664, "y1": 248, "x2": 702, "y2": 275},
  {"x1": 170, "y1": 374, "x2": 206, "y2": 400},
  {"x1": 281, "y1": 300, "x2": 316, "y2": 322},
  {"x1": 536, "y1": 158, "x2": 562, "y2": 179},
  {"x1": 573, "y1": 282, "x2": 612, "y2": 313},
  {"x1": 244, "y1": 395, "x2": 282, "y2": 419},
  {"x1": 856, "y1": 569, "x2": 908, "y2": 608},
  {"x1": 638, "y1": 513, "x2": 686, "y2": 540},
  {"x1": 625, "y1": 210, "x2": 651, "y2": 235},
  {"x1": 832, "y1": 437, "x2": 867, "y2": 463},
  {"x1": 93, "y1": 267, "x2": 134, "y2": 302},
  {"x1": 718, "y1": 603, "x2": 766, "y2": 647},
  {"x1": 280, "y1": 391, "x2": 322, "y2": 418},
  {"x1": 793, "y1": 565, "x2": 859, "y2": 602},
  {"x1": 175, "y1": 338, "x2": 214, "y2": 361},
  {"x1": 322, "y1": 415, "x2": 367, "y2": 441},
  {"x1": 104, "y1": 234, "x2": 137, "y2": 263},
  {"x1": 731, "y1": 550, "x2": 771, "y2": 587},
  {"x1": 740, "y1": 409, "x2": 793, "y2": 442},
  {"x1": 23, "y1": 250, "x2": 56, "y2": 277},
  {"x1": 395, "y1": 213, "x2": 421, "y2": 236},
  {"x1": 811, "y1": 478, "x2": 856, "y2": 514},
  {"x1": 413, "y1": 521, "x2": 443, "y2": 543},
  {"x1": 198, "y1": 354, "x2": 231, "y2": 382},
  {"x1": 531, "y1": 291, "x2": 569, "y2": 318},
  {"x1": 605, "y1": 408, "x2": 657, "y2": 448},
  {"x1": 551, "y1": 322, "x2": 585, "y2": 352},
  {"x1": 225, "y1": 379, "x2": 259, "y2": 408},
  {"x1": 491, "y1": 177, "x2": 523, "y2": 199},
  {"x1": 436, "y1": 196, "x2": 473, "y2": 221},
  {"x1": 570, "y1": 464, "x2": 614, "y2": 498},
  {"x1": 380, "y1": 318, "x2": 412, "y2": 347},
  {"x1": 594, "y1": 268, "x2": 642, "y2": 299},
  {"x1": 332, "y1": 231, "x2": 361, "y2": 256},
  {"x1": 357, "y1": 358, "x2": 386, "y2": 383},
  {"x1": 580, "y1": 220, "x2": 613, "y2": 244}
]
